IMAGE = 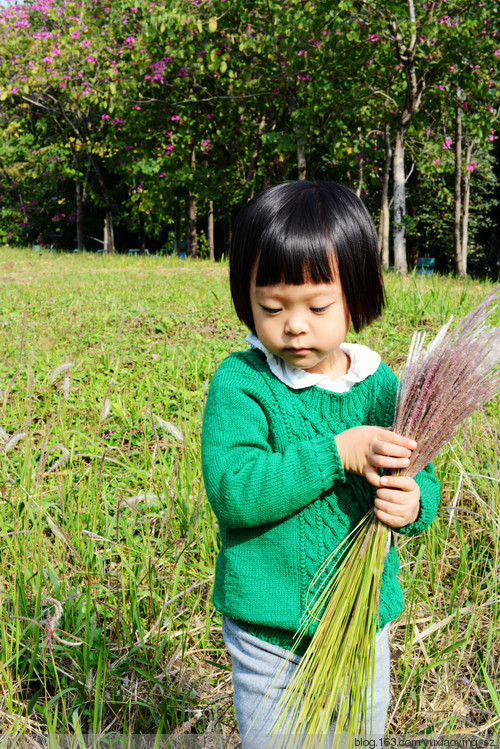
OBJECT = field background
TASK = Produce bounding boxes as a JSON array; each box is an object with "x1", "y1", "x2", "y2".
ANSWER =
[{"x1": 0, "y1": 247, "x2": 499, "y2": 742}]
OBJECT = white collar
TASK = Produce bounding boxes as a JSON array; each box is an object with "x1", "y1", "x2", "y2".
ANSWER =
[{"x1": 246, "y1": 333, "x2": 381, "y2": 393}]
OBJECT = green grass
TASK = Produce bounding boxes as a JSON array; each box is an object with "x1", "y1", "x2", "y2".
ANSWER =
[{"x1": 0, "y1": 246, "x2": 498, "y2": 741}]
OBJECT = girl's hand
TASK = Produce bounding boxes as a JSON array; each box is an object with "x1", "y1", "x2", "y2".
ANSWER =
[
  {"x1": 334, "y1": 426, "x2": 417, "y2": 487},
  {"x1": 374, "y1": 475, "x2": 420, "y2": 528}
]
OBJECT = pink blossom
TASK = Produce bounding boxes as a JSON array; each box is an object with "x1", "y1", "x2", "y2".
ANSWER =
[
  {"x1": 134, "y1": 105, "x2": 141, "y2": 110},
  {"x1": 495, "y1": 49, "x2": 500, "y2": 56},
  {"x1": 432, "y1": 158, "x2": 440, "y2": 165},
  {"x1": 70, "y1": 30, "x2": 80, "y2": 38},
  {"x1": 165, "y1": 144, "x2": 174, "y2": 154},
  {"x1": 11, "y1": 86, "x2": 18, "y2": 94},
  {"x1": 86, "y1": 56, "x2": 98, "y2": 63},
  {"x1": 159, "y1": 172, "x2": 166, "y2": 178},
  {"x1": 368, "y1": 34, "x2": 380, "y2": 42},
  {"x1": 297, "y1": 50, "x2": 307, "y2": 56},
  {"x1": 171, "y1": 115, "x2": 181, "y2": 121},
  {"x1": 81, "y1": 39, "x2": 91, "y2": 47},
  {"x1": 101, "y1": 114, "x2": 109, "y2": 119},
  {"x1": 442, "y1": 137, "x2": 453, "y2": 149},
  {"x1": 466, "y1": 162, "x2": 477, "y2": 171},
  {"x1": 201, "y1": 138, "x2": 211, "y2": 154}
]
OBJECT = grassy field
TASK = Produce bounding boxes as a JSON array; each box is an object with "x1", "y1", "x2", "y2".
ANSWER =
[{"x1": 0, "y1": 246, "x2": 499, "y2": 743}]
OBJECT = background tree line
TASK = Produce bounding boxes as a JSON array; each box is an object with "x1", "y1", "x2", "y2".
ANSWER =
[{"x1": 0, "y1": 0, "x2": 499, "y2": 275}]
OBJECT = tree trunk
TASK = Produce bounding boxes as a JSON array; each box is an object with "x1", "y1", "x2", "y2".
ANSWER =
[
  {"x1": 75, "y1": 180, "x2": 84, "y2": 252},
  {"x1": 355, "y1": 157, "x2": 364, "y2": 198},
  {"x1": 288, "y1": 93, "x2": 306, "y2": 180},
  {"x1": 379, "y1": 123, "x2": 392, "y2": 269},
  {"x1": 188, "y1": 148, "x2": 197, "y2": 257},
  {"x1": 454, "y1": 106, "x2": 464, "y2": 276},
  {"x1": 174, "y1": 203, "x2": 181, "y2": 255},
  {"x1": 295, "y1": 123, "x2": 307, "y2": 180},
  {"x1": 104, "y1": 208, "x2": 114, "y2": 253},
  {"x1": 188, "y1": 194, "x2": 197, "y2": 257},
  {"x1": 89, "y1": 153, "x2": 114, "y2": 253},
  {"x1": 393, "y1": 123, "x2": 407, "y2": 273},
  {"x1": 461, "y1": 141, "x2": 474, "y2": 277},
  {"x1": 223, "y1": 214, "x2": 232, "y2": 258},
  {"x1": 246, "y1": 115, "x2": 267, "y2": 188},
  {"x1": 140, "y1": 212, "x2": 146, "y2": 253},
  {"x1": 208, "y1": 199, "x2": 215, "y2": 261}
]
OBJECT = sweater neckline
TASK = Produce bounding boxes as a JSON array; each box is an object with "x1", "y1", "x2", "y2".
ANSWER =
[{"x1": 245, "y1": 334, "x2": 381, "y2": 393}]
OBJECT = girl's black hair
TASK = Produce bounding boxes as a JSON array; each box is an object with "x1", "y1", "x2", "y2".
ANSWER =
[{"x1": 229, "y1": 180, "x2": 385, "y2": 334}]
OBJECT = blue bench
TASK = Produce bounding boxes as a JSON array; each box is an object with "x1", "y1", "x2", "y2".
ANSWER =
[{"x1": 416, "y1": 257, "x2": 435, "y2": 275}]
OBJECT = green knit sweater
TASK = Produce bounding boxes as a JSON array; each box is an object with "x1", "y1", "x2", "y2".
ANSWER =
[{"x1": 201, "y1": 348, "x2": 440, "y2": 652}]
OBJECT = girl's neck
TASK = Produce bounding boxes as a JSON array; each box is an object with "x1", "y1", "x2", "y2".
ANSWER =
[{"x1": 302, "y1": 349, "x2": 351, "y2": 381}]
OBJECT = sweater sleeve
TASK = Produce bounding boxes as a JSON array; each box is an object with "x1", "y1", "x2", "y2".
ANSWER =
[{"x1": 201, "y1": 357, "x2": 345, "y2": 529}]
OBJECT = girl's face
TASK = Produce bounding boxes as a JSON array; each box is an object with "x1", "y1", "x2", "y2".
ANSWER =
[{"x1": 249, "y1": 267, "x2": 352, "y2": 380}]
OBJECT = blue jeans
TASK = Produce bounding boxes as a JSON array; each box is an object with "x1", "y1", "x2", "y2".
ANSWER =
[{"x1": 222, "y1": 616, "x2": 391, "y2": 749}]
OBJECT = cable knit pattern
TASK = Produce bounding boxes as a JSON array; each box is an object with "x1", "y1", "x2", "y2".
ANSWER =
[{"x1": 202, "y1": 347, "x2": 441, "y2": 653}]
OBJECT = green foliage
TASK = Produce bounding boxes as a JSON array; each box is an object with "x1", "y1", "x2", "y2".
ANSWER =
[{"x1": 0, "y1": 0, "x2": 498, "y2": 264}]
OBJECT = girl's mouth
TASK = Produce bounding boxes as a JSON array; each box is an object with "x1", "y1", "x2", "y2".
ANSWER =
[{"x1": 285, "y1": 348, "x2": 311, "y2": 355}]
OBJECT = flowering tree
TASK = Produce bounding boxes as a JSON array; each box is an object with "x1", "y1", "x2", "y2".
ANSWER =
[
  {"x1": 0, "y1": 0, "x2": 498, "y2": 267},
  {"x1": 332, "y1": 0, "x2": 500, "y2": 272}
]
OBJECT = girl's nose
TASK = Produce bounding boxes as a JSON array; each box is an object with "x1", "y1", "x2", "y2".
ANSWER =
[{"x1": 284, "y1": 315, "x2": 307, "y2": 335}]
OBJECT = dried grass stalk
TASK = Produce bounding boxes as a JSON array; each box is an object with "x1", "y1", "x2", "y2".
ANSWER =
[{"x1": 269, "y1": 285, "x2": 500, "y2": 748}]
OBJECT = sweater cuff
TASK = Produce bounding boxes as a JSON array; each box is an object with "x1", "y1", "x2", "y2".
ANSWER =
[{"x1": 315, "y1": 434, "x2": 345, "y2": 488}]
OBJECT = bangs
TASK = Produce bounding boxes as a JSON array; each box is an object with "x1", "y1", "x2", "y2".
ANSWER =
[{"x1": 254, "y1": 200, "x2": 337, "y2": 288}]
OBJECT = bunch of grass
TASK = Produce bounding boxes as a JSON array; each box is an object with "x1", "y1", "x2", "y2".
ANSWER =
[{"x1": 269, "y1": 284, "x2": 500, "y2": 748}]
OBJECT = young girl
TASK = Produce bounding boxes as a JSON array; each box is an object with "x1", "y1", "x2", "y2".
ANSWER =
[{"x1": 201, "y1": 181, "x2": 440, "y2": 746}]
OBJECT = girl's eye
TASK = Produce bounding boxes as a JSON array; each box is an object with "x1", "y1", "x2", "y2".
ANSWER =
[
  {"x1": 311, "y1": 305, "x2": 329, "y2": 313},
  {"x1": 262, "y1": 306, "x2": 281, "y2": 315}
]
